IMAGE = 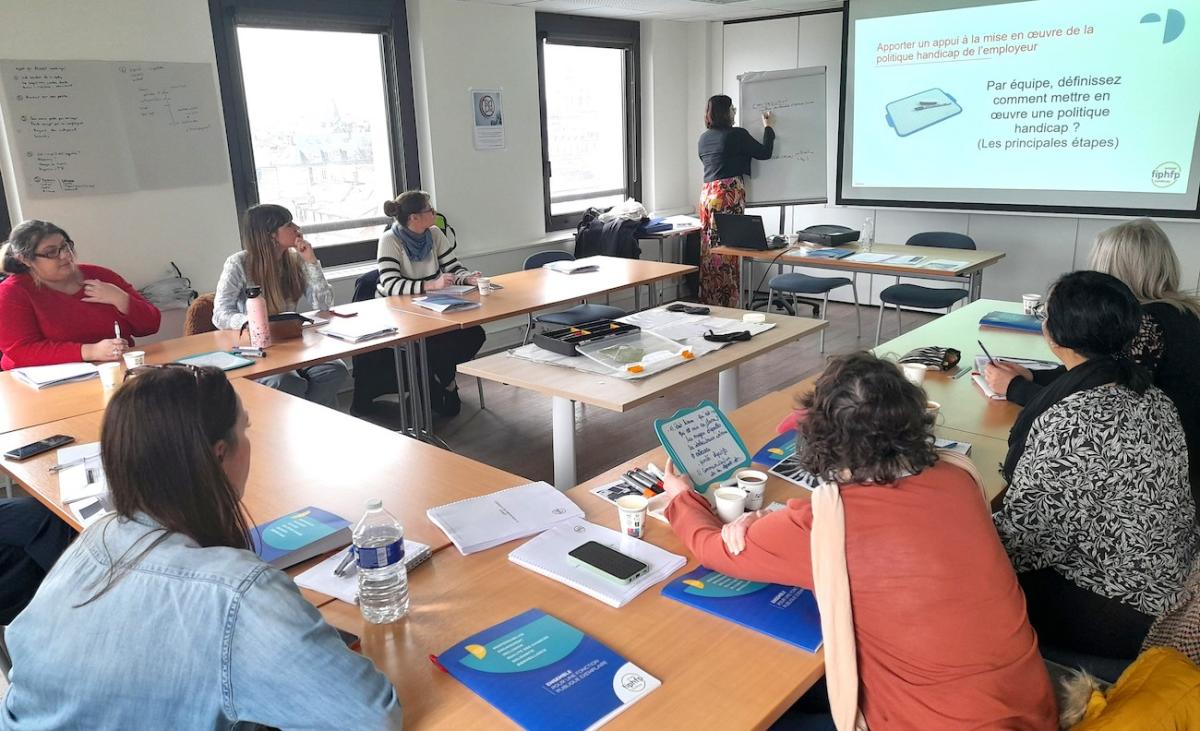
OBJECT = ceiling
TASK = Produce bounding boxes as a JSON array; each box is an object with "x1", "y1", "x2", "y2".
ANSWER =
[{"x1": 457, "y1": 0, "x2": 842, "y2": 22}]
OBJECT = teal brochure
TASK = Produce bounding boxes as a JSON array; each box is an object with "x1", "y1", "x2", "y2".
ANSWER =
[
  {"x1": 249, "y1": 506, "x2": 350, "y2": 568},
  {"x1": 175, "y1": 350, "x2": 254, "y2": 372},
  {"x1": 654, "y1": 400, "x2": 751, "y2": 493},
  {"x1": 662, "y1": 567, "x2": 822, "y2": 653},
  {"x1": 436, "y1": 609, "x2": 660, "y2": 730},
  {"x1": 751, "y1": 429, "x2": 798, "y2": 469}
]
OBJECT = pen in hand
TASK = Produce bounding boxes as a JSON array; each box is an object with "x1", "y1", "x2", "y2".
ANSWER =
[{"x1": 977, "y1": 340, "x2": 998, "y2": 366}]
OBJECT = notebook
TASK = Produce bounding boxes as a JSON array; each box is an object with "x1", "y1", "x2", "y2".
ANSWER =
[
  {"x1": 544, "y1": 260, "x2": 600, "y2": 275},
  {"x1": 411, "y1": 294, "x2": 481, "y2": 313},
  {"x1": 249, "y1": 507, "x2": 352, "y2": 570},
  {"x1": 805, "y1": 247, "x2": 854, "y2": 260},
  {"x1": 56, "y1": 442, "x2": 107, "y2": 504},
  {"x1": 11, "y1": 362, "x2": 98, "y2": 389},
  {"x1": 435, "y1": 609, "x2": 660, "y2": 731},
  {"x1": 508, "y1": 519, "x2": 686, "y2": 608},
  {"x1": 971, "y1": 355, "x2": 1061, "y2": 400},
  {"x1": 319, "y1": 319, "x2": 399, "y2": 343},
  {"x1": 294, "y1": 539, "x2": 432, "y2": 604},
  {"x1": 661, "y1": 567, "x2": 823, "y2": 652},
  {"x1": 427, "y1": 481, "x2": 584, "y2": 555},
  {"x1": 176, "y1": 350, "x2": 255, "y2": 372}
]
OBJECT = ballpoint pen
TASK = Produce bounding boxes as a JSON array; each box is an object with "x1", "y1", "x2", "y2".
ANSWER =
[
  {"x1": 114, "y1": 322, "x2": 122, "y2": 342},
  {"x1": 333, "y1": 546, "x2": 357, "y2": 577},
  {"x1": 49, "y1": 454, "x2": 100, "y2": 473},
  {"x1": 977, "y1": 340, "x2": 997, "y2": 366}
]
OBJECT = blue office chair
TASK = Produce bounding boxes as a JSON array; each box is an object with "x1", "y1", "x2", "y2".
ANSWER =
[
  {"x1": 875, "y1": 232, "x2": 975, "y2": 345},
  {"x1": 523, "y1": 251, "x2": 627, "y2": 343},
  {"x1": 767, "y1": 272, "x2": 860, "y2": 352}
]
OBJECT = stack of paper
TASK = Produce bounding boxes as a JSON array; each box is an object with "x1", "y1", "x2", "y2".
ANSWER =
[
  {"x1": 427, "y1": 481, "x2": 584, "y2": 554},
  {"x1": 56, "y1": 442, "x2": 112, "y2": 528},
  {"x1": 319, "y1": 319, "x2": 399, "y2": 343},
  {"x1": 411, "y1": 294, "x2": 480, "y2": 313},
  {"x1": 294, "y1": 539, "x2": 432, "y2": 604},
  {"x1": 12, "y1": 362, "x2": 98, "y2": 389},
  {"x1": 543, "y1": 260, "x2": 599, "y2": 275},
  {"x1": 508, "y1": 519, "x2": 686, "y2": 608}
]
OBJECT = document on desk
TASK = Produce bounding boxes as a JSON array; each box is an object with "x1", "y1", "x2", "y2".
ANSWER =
[
  {"x1": 427, "y1": 481, "x2": 584, "y2": 555},
  {"x1": 12, "y1": 362, "x2": 98, "y2": 389},
  {"x1": 844, "y1": 252, "x2": 893, "y2": 264},
  {"x1": 294, "y1": 539, "x2": 432, "y2": 604},
  {"x1": 57, "y1": 442, "x2": 107, "y2": 504}
]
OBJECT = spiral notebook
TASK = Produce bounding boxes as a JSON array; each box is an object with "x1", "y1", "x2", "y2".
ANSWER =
[
  {"x1": 427, "y1": 481, "x2": 584, "y2": 555},
  {"x1": 508, "y1": 519, "x2": 686, "y2": 608}
]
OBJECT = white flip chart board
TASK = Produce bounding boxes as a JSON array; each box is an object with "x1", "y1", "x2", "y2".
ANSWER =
[
  {"x1": 0, "y1": 60, "x2": 228, "y2": 198},
  {"x1": 738, "y1": 66, "x2": 827, "y2": 206}
]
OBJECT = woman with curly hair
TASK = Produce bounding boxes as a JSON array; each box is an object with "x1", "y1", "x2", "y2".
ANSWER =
[{"x1": 661, "y1": 352, "x2": 1056, "y2": 729}]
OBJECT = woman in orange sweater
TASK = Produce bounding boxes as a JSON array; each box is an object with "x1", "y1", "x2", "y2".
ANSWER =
[{"x1": 662, "y1": 352, "x2": 1057, "y2": 729}]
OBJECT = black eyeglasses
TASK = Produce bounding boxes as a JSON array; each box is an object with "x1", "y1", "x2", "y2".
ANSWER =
[
  {"x1": 124, "y1": 362, "x2": 205, "y2": 382},
  {"x1": 1030, "y1": 300, "x2": 1048, "y2": 322},
  {"x1": 32, "y1": 239, "x2": 75, "y2": 260}
]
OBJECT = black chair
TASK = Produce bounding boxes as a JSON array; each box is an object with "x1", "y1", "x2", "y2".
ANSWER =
[
  {"x1": 523, "y1": 251, "x2": 626, "y2": 344},
  {"x1": 767, "y1": 272, "x2": 860, "y2": 352},
  {"x1": 875, "y1": 232, "x2": 975, "y2": 345}
]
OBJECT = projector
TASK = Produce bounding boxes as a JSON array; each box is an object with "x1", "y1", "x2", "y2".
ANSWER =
[{"x1": 795, "y1": 225, "x2": 861, "y2": 246}]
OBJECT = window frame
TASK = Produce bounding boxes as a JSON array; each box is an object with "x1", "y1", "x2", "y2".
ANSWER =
[
  {"x1": 535, "y1": 13, "x2": 642, "y2": 233},
  {"x1": 208, "y1": 0, "x2": 420, "y2": 267}
]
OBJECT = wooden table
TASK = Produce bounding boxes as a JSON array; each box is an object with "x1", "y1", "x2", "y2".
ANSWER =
[
  {"x1": 460, "y1": 306, "x2": 827, "y2": 489},
  {"x1": 711, "y1": 242, "x2": 1006, "y2": 308},
  {"x1": 638, "y1": 222, "x2": 701, "y2": 302},
  {"x1": 384, "y1": 256, "x2": 698, "y2": 328},
  {"x1": 871, "y1": 299, "x2": 1056, "y2": 441}
]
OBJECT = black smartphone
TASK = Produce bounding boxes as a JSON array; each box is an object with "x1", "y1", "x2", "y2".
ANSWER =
[
  {"x1": 3, "y1": 434, "x2": 74, "y2": 461},
  {"x1": 568, "y1": 541, "x2": 649, "y2": 585}
]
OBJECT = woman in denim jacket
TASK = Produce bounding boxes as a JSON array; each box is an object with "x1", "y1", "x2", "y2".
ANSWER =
[{"x1": 0, "y1": 365, "x2": 402, "y2": 730}]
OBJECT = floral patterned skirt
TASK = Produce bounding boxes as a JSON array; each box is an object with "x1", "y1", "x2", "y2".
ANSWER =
[{"x1": 698, "y1": 177, "x2": 746, "y2": 307}]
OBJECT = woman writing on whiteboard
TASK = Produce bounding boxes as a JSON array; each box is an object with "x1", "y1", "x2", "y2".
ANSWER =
[{"x1": 696, "y1": 94, "x2": 774, "y2": 307}]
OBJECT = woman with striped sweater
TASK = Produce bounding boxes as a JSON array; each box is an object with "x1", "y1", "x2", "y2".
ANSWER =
[{"x1": 375, "y1": 191, "x2": 484, "y2": 417}]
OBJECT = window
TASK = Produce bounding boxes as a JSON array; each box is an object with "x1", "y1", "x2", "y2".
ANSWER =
[
  {"x1": 209, "y1": 0, "x2": 419, "y2": 267},
  {"x1": 536, "y1": 13, "x2": 641, "y2": 231}
]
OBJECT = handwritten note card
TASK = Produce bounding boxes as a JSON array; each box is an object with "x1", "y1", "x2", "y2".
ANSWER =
[{"x1": 654, "y1": 401, "x2": 751, "y2": 492}]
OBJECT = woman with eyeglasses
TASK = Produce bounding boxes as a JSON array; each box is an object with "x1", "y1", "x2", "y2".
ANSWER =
[
  {"x1": 0, "y1": 366, "x2": 402, "y2": 729},
  {"x1": 368, "y1": 190, "x2": 485, "y2": 417},
  {"x1": 992, "y1": 271, "x2": 1198, "y2": 666},
  {"x1": 0, "y1": 220, "x2": 161, "y2": 370},
  {"x1": 212, "y1": 204, "x2": 349, "y2": 410}
]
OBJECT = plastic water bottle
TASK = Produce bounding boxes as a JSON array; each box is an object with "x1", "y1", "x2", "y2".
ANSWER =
[
  {"x1": 245, "y1": 286, "x2": 272, "y2": 349},
  {"x1": 354, "y1": 499, "x2": 409, "y2": 624},
  {"x1": 861, "y1": 217, "x2": 875, "y2": 252}
]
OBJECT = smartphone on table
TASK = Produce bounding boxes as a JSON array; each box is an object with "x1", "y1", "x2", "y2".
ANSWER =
[
  {"x1": 3, "y1": 434, "x2": 74, "y2": 461},
  {"x1": 568, "y1": 541, "x2": 650, "y2": 585}
]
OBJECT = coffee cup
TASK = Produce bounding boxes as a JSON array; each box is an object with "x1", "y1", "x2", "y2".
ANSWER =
[
  {"x1": 122, "y1": 350, "x2": 145, "y2": 369},
  {"x1": 736, "y1": 469, "x2": 767, "y2": 511},
  {"x1": 901, "y1": 362, "x2": 926, "y2": 385},
  {"x1": 616, "y1": 495, "x2": 649, "y2": 539},
  {"x1": 714, "y1": 486, "x2": 748, "y2": 523},
  {"x1": 1022, "y1": 293, "x2": 1042, "y2": 316},
  {"x1": 477, "y1": 276, "x2": 492, "y2": 296},
  {"x1": 98, "y1": 362, "x2": 122, "y2": 390}
]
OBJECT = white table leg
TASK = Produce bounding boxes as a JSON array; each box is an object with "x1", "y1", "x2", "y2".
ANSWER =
[
  {"x1": 718, "y1": 366, "x2": 740, "y2": 412},
  {"x1": 552, "y1": 396, "x2": 578, "y2": 490}
]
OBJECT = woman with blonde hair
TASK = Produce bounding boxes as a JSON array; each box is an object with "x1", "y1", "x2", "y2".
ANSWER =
[{"x1": 212, "y1": 204, "x2": 349, "y2": 409}]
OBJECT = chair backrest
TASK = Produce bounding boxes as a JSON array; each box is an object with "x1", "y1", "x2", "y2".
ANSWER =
[
  {"x1": 353, "y1": 268, "x2": 381, "y2": 303},
  {"x1": 183, "y1": 293, "x2": 217, "y2": 336},
  {"x1": 906, "y1": 231, "x2": 976, "y2": 250},
  {"x1": 524, "y1": 250, "x2": 573, "y2": 271}
]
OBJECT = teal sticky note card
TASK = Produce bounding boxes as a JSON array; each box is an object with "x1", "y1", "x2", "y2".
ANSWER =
[{"x1": 654, "y1": 400, "x2": 751, "y2": 493}]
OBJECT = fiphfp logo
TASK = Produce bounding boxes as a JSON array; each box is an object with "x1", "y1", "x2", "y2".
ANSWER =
[{"x1": 1152, "y1": 162, "x2": 1182, "y2": 188}]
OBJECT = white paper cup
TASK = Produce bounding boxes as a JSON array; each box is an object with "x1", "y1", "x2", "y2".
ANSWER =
[
  {"x1": 122, "y1": 350, "x2": 145, "y2": 369},
  {"x1": 477, "y1": 276, "x2": 492, "y2": 296},
  {"x1": 901, "y1": 362, "x2": 926, "y2": 385},
  {"x1": 1022, "y1": 293, "x2": 1042, "y2": 315},
  {"x1": 99, "y1": 362, "x2": 122, "y2": 389},
  {"x1": 736, "y1": 469, "x2": 767, "y2": 511},
  {"x1": 616, "y1": 495, "x2": 649, "y2": 538},
  {"x1": 714, "y1": 486, "x2": 748, "y2": 523}
]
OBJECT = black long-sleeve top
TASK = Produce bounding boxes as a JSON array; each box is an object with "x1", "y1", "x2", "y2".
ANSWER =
[{"x1": 698, "y1": 126, "x2": 775, "y2": 182}]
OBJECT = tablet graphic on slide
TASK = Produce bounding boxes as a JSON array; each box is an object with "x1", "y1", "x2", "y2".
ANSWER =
[{"x1": 885, "y1": 88, "x2": 962, "y2": 137}]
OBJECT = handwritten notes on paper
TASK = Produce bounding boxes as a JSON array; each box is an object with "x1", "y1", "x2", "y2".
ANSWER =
[
  {"x1": 655, "y1": 401, "x2": 750, "y2": 491},
  {"x1": 0, "y1": 60, "x2": 228, "y2": 198}
]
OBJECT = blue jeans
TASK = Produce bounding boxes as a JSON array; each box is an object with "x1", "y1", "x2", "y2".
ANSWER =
[{"x1": 260, "y1": 361, "x2": 349, "y2": 410}]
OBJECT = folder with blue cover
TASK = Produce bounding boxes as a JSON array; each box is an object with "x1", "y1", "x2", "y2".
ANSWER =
[
  {"x1": 661, "y1": 567, "x2": 823, "y2": 653},
  {"x1": 436, "y1": 609, "x2": 660, "y2": 730},
  {"x1": 979, "y1": 311, "x2": 1042, "y2": 333}
]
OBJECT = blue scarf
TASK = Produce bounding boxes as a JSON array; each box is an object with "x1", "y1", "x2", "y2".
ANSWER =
[{"x1": 393, "y1": 223, "x2": 433, "y2": 263}]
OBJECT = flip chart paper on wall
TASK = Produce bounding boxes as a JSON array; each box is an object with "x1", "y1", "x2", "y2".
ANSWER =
[
  {"x1": 654, "y1": 401, "x2": 751, "y2": 493},
  {"x1": 738, "y1": 66, "x2": 827, "y2": 206}
]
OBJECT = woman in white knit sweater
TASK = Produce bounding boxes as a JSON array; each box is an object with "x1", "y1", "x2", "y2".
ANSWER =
[{"x1": 373, "y1": 191, "x2": 485, "y2": 417}]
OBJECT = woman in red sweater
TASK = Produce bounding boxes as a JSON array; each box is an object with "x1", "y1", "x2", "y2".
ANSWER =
[
  {"x1": 662, "y1": 352, "x2": 1057, "y2": 729},
  {"x1": 0, "y1": 220, "x2": 161, "y2": 370}
]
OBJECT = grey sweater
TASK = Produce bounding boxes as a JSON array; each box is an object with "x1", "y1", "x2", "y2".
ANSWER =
[{"x1": 212, "y1": 250, "x2": 334, "y2": 330}]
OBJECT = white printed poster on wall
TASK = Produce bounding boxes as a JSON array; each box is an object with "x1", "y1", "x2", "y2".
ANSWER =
[{"x1": 471, "y1": 88, "x2": 505, "y2": 151}]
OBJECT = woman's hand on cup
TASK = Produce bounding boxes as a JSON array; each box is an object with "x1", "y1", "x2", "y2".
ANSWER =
[
  {"x1": 984, "y1": 361, "x2": 1032, "y2": 394},
  {"x1": 662, "y1": 459, "x2": 694, "y2": 498},
  {"x1": 721, "y1": 510, "x2": 765, "y2": 556},
  {"x1": 83, "y1": 338, "x2": 127, "y2": 362},
  {"x1": 81, "y1": 280, "x2": 130, "y2": 314}
]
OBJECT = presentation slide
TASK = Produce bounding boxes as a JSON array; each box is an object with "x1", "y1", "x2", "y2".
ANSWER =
[{"x1": 839, "y1": 0, "x2": 1200, "y2": 215}]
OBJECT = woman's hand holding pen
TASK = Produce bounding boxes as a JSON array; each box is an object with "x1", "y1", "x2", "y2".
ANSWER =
[
  {"x1": 762, "y1": 111, "x2": 774, "y2": 128},
  {"x1": 424, "y1": 273, "x2": 455, "y2": 292},
  {"x1": 82, "y1": 338, "x2": 127, "y2": 362},
  {"x1": 984, "y1": 361, "x2": 1032, "y2": 394}
]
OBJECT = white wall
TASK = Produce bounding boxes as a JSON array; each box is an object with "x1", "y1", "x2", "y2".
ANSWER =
[
  {"x1": 0, "y1": 0, "x2": 240, "y2": 296},
  {"x1": 719, "y1": 12, "x2": 1200, "y2": 303}
]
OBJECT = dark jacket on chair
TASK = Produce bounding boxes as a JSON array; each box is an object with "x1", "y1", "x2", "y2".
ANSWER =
[{"x1": 575, "y1": 211, "x2": 644, "y2": 260}]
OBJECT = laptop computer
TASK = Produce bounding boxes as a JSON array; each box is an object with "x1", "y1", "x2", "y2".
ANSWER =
[{"x1": 714, "y1": 213, "x2": 783, "y2": 250}]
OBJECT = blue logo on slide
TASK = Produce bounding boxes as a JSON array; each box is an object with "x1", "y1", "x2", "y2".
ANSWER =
[{"x1": 1141, "y1": 9, "x2": 1185, "y2": 43}]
